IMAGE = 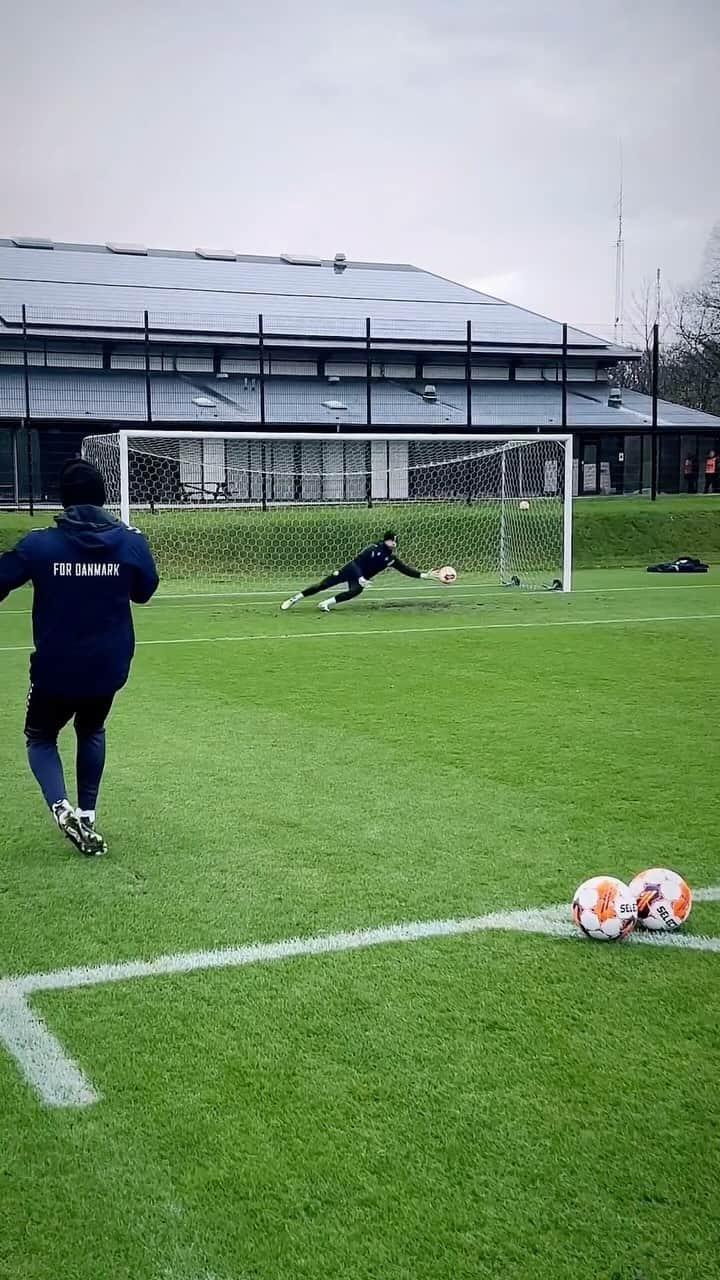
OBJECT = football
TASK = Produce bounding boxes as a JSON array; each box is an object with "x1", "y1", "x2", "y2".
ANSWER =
[
  {"x1": 439, "y1": 566, "x2": 457, "y2": 583},
  {"x1": 572, "y1": 875, "x2": 638, "y2": 942},
  {"x1": 519, "y1": 500, "x2": 530, "y2": 511},
  {"x1": 628, "y1": 867, "x2": 693, "y2": 931}
]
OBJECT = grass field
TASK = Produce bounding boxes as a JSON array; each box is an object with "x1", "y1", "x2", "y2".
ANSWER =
[
  {"x1": 1, "y1": 552, "x2": 720, "y2": 1278},
  {"x1": 3, "y1": 494, "x2": 720, "y2": 570}
]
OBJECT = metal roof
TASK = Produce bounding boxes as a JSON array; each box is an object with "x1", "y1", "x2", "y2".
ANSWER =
[
  {"x1": 0, "y1": 239, "x2": 631, "y2": 356},
  {"x1": 1, "y1": 370, "x2": 718, "y2": 429}
]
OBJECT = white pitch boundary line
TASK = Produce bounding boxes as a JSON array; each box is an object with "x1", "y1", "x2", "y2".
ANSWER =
[
  {"x1": 133, "y1": 612, "x2": 720, "y2": 648},
  {"x1": 0, "y1": 991, "x2": 99, "y2": 1108},
  {"x1": 2, "y1": 611, "x2": 720, "y2": 656},
  {"x1": 155, "y1": 580, "x2": 720, "y2": 603},
  {"x1": 690, "y1": 886, "x2": 720, "y2": 902},
  {"x1": 0, "y1": 588, "x2": 490, "y2": 615},
  {"x1": 1, "y1": 885, "x2": 719, "y2": 1109},
  {"x1": 1, "y1": 580, "x2": 719, "y2": 616}
]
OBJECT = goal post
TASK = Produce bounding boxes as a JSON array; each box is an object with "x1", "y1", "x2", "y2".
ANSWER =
[{"x1": 82, "y1": 429, "x2": 574, "y2": 593}]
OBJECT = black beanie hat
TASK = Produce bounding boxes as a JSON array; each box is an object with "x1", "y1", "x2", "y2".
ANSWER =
[{"x1": 60, "y1": 459, "x2": 106, "y2": 509}]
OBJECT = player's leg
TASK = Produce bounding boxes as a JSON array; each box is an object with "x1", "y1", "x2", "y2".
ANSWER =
[
  {"x1": 282, "y1": 571, "x2": 343, "y2": 609},
  {"x1": 24, "y1": 687, "x2": 72, "y2": 811},
  {"x1": 318, "y1": 580, "x2": 364, "y2": 612},
  {"x1": 24, "y1": 689, "x2": 99, "y2": 855},
  {"x1": 73, "y1": 696, "x2": 114, "y2": 855}
]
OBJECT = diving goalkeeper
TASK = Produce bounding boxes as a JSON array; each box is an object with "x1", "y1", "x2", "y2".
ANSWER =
[{"x1": 281, "y1": 531, "x2": 448, "y2": 612}]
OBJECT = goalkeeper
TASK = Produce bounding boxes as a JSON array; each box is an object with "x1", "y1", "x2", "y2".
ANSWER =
[{"x1": 281, "y1": 531, "x2": 447, "y2": 612}]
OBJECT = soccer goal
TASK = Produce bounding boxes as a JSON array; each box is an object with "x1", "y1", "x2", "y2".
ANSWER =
[{"x1": 82, "y1": 430, "x2": 573, "y2": 593}]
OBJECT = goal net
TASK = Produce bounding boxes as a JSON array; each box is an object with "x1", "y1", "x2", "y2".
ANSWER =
[{"x1": 82, "y1": 431, "x2": 573, "y2": 593}]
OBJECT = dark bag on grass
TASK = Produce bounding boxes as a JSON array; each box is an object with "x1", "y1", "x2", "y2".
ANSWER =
[{"x1": 647, "y1": 557, "x2": 709, "y2": 574}]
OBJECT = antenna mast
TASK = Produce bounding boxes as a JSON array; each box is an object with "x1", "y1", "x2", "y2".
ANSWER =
[
  {"x1": 655, "y1": 266, "x2": 662, "y2": 326},
  {"x1": 613, "y1": 150, "x2": 625, "y2": 345}
]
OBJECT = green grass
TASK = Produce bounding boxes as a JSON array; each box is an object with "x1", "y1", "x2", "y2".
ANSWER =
[
  {"x1": 1, "y1": 568, "x2": 719, "y2": 1279},
  {"x1": 573, "y1": 496, "x2": 720, "y2": 568},
  {"x1": 3, "y1": 494, "x2": 720, "y2": 571}
]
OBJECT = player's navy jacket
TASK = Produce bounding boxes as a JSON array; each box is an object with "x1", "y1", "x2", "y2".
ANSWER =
[
  {"x1": 352, "y1": 541, "x2": 421, "y2": 580},
  {"x1": 0, "y1": 505, "x2": 159, "y2": 696}
]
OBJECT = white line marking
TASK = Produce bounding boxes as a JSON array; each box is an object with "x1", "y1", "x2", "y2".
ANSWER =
[
  {"x1": 145, "y1": 589, "x2": 488, "y2": 608},
  {"x1": 8, "y1": 904, "x2": 573, "y2": 996},
  {"x1": 161, "y1": 580, "x2": 720, "y2": 599},
  {"x1": 2, "y1": 886, "x2": 719, "y2": 1108},
  {"x1": 694, "y1": 885, "x2": 720, "y2": 902},
  {"x1": 0, "y1": 588, "x2": 495, "y2": 613},
  {"x1": 1, "y1": 580, "x2": 718, "y2": 616},
  {"x1": 97, "y1": 612, "x2": 720, "y2": 648},
  {"x1": 2, "y1": 612, "x2": 720, "y2": 655},
  {"x1": 0, "y1": 985, "x2": 99, "y2": 1107},
  {"x1": 630, "y1": 932, "x2": 720, "y2": 952}
]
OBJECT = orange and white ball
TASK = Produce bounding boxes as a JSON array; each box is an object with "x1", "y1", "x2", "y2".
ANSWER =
[
  {"x1": 629, "y1": 868, "x2": 692, "y2": 931},
  {"x1": 572, "y1": 876, "x2": 638, "y2": 942}
]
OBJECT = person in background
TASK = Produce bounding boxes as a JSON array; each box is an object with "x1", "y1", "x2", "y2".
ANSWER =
[
  {"x1": 683, "y1": 454, "x2": 698, "y2": 494},
  {"x1": 0, "y1": 459, "x2": 159, "y2": 856},
  {"x1": 704, "y1": 449, "x2": 718, "y2": 494}
]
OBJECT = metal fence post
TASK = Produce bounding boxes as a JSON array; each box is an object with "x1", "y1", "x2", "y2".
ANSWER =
[
  {"x1": 21, "y1": 304, "x2": 31, "y2": 423},
  {"x1": 25, "y1": 423, "x2": 34, "y2": 515},
  {"x1": 261, "y1": 442, "x2": 268, "y2": 512},
  {"x1": 651, "y1": 322, "x2": 659, "y2": 501},
  {"x1": 561, "y1": 322, "x2": 568, "y2": 428},
  {"x1": 144, "y1": 310, "x2": 153, "y2": 423},
  {"x1": 365, "y1": 317, "x2": 372, "y2": 427},
  {"x1": 11, "y1": 424, "x2": 19, "y2": 507},
  {"x1": 466, "y1": 320, "x2": 472, "y2": 427},
  {"x1": 258, "y1": 314, "x2": 266, "y2": 426}
]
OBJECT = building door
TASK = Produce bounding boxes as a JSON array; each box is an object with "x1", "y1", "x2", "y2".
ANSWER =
[
  {"x1": 601, "y1": 433, "x2": 625, "y2": 494},
  {"x1": 579, "y1": 437, "x2": 600, "y2": 495}
]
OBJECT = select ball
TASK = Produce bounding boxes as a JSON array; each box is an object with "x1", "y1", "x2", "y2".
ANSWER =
[
  {"x1": 572, "y1": 875, "x2": 638, "y2": 942},
  {"x1": 519, "y1": 500, "x2": 530, "y2": 511},
  {"x1": 439, "y1": 566, "x2": 457, "y2": 583},
  {"x1": 629, "y1": 868, "x2": 692, "y2": 931}
]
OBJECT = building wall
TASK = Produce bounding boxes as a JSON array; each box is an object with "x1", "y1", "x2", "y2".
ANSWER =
[{"x1": 2, "y1": 422, "x2": 720, "y2": 507}]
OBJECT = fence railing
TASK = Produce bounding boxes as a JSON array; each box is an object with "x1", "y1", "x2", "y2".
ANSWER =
[
  {"x1": 1, "y1": 311, "x2": 719, "y2": 507},
  {"x1": 2, "y1": 423, "x2": 720, "y2": 512},
  {"x1": 1, "y1": 310, "x2": 631, "y2": 435}
]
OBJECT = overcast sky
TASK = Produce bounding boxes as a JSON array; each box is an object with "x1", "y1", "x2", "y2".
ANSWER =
[{"x1": 2, "y1": 0, "x2": 719, "y2": 336}]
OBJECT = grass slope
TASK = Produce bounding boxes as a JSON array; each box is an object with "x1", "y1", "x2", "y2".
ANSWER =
[
  {"x1": 573, "y1": 497, "x2": 720, "y2": 568},
  {"x1": 2, "y1": 495, "x2": 720, "y2": 570}
]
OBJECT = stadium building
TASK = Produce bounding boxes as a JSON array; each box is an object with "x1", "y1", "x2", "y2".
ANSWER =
[{"x1": 1, "y1": 236, "x2": 719, "y2": 506}]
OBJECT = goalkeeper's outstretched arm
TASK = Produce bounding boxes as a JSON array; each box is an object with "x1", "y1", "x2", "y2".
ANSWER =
[{"x1": 392, "y1": 557, "x2": 443, "y2": 581}]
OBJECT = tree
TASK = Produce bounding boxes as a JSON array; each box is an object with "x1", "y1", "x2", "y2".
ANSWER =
[
  {"x1": 674, "y1": 222, "x2": 720, "y2": 415},
  {"x1": 619, "y1": 276, "x2": 673, "y2": 398},
  {"x1": 619, "y1": 228, "x2": 720, "y2": 418}
]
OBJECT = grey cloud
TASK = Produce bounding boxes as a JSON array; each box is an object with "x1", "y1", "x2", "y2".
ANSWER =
[{"x1": 1, "y1": 0, "x2": 718, "y2": 333}]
